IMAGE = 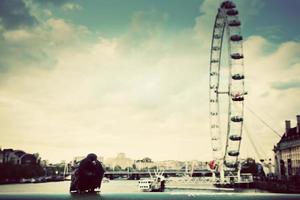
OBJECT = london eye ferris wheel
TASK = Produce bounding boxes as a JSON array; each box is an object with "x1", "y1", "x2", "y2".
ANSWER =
[{"x1": 209, "y1": 1, "x2": 246, "y2": 172}]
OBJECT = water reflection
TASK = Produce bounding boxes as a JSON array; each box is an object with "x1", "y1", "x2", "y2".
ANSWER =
[{"x1": 1, "y1": 180, "x2": 300, "y2": 200}]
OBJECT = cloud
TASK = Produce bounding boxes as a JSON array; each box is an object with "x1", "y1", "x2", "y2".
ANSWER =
[
  {"x1": 193, "y1": 0, "x2": 265, "y2": 43},
  {"x1": 255, "y1": 25, "x2": 285, "y2": 41},
  {"x1": 0, "y1": 9, "x2": 213, "y2": 162},
  {"x1": 0, "y1": 1, "x2": 299, "y2": 163},
  {"x1": 0, "y1": 17, "x2": 90, "y2": 74},
  {"x1": 31, "y1": 0, "x2": 69, "y2": 7},
  {"x1": 236, "y1": 0, "x2": 265, "y2": 18},
  {"x1": 242, "y1": 35, "x2": 300, "y2": 160},
  {"x1": 119, "y1": 10, "x2": 168, "y2": 48},
  {"x1": 193, "y1": 0, "x2": 222, "y2": 43},
  {"x1": 0, "y1": 0, "x2": 37, "y2": 30},
  {"x1": 62, "y1": 3, "x2": 82, "y2": 11},
  {"x1": 271, "y1": 80, "x2": 300, "y2": 90}
]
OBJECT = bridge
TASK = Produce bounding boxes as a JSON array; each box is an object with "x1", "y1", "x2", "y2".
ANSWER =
[{"x1": 103, "y1": 169, "x2": 212, "y2": 180}]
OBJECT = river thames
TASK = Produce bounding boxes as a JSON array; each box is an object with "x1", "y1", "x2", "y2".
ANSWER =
[{"x1": 0, "y1": 180, "x2": 300, "y2": 200}]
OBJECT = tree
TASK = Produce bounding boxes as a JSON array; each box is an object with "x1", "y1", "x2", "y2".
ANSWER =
[
  {"x1": 114, "y1": 165, "x2": 122, "y2": 171},
  {"x1": 105, "y1": 166, "x2": 113, "y2": 171},
  {"x1": 132, "y1": 163, "x2": 137, "y2": 170},
  {"x1": 141, "y1": 157, "x2": 152, "y2": 163},
  {"x1": 125, "y1": 167, "x2": 134, "y2": 172}
]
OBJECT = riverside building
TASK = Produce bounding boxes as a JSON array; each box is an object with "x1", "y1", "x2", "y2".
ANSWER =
[{"x1": 274, "y1": 115, "x2": 300, "y2": 180}]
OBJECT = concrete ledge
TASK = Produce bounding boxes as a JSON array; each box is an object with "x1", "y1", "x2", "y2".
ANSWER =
[{"x1": 0, "y1": 193, "x2": 300, "y2": 200}]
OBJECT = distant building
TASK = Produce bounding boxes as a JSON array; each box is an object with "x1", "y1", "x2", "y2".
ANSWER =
[
  {"x1": 104, "y1": 153, "x2": 134, "y2": 169},
  {"x1": 135, "y1": 158, "x2": 156, "y2": 170},
  {"x1": 156, "y1": 160, "x2": 183, "y2": 170},
  {"x1": 0, "y1": 148, "x2": 40, "y2": 165},
  {"x1": 155, "y1": 160, "x2": 208, "y2": 170},
  {"x1": 274, "y1": 115, "x2": 300, "y2": 180}
]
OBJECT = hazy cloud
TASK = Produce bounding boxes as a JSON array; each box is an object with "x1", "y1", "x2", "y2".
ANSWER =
[
  {"x1": 32, "y1": 0, "x2": 69, "y2": 7},
  {"x1": 237, "y1": 0, "x2": 265, "y2": 17},
  {"x1": 0, "y1": 0, "x2": 37, "y2": 29},
  {"x1": 271, "y1": 80, "x2": 300, "y2": 90},
  {"x1": 62, "y1": 3, "x2": 82, "y2": 11},
  {"x1": 0, "y1": 0, "x2": 299, "y2": 163}
]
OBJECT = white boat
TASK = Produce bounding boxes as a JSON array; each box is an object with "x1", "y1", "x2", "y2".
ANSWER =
[
  {"x1": 138, "y1": 176, "x2": 165, "y2": 192},
  {"x1": 138, "y1": 169, "x2": 165, "y2": 192},
  {"x1": 138, "y1": 179, "x2": 155, "y2": 192}
]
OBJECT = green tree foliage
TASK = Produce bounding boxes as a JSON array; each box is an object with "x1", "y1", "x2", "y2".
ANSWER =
[
  {"x1": 125, "y1": 167, "x2": 134, "y2": 172},
  {"x1": 114, "y1": 165, "x2": 122, "y2": 171},
  {"x1": 105, "y1": 166, "x2": 113, "y2": 171},
  {"x1": 141, "y1": 157, "x2": 153, "y2": 163},
  {"x1": 132, "y1": 163, "x2": 137, "y2": 170},
  {"x1": 0, "y1": 163, "x2": 45, "y2": 180}
]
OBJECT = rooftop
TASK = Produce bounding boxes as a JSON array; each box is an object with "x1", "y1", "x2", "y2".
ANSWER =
[
  {"x1": 275, "y1": 127, "x2": 300, "y2": 151},
  {"x1": 280, "y1": 127, "x2": 300, "y2": 142}
]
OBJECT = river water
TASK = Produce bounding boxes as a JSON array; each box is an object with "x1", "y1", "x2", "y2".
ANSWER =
[{"x1": 0, "y1": 180, "x2": 299, "y2": 200}]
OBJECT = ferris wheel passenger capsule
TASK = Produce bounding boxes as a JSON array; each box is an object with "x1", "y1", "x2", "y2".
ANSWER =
[
  {"x1": 212, "y1": 46, "x2": 221, "y2": 51},
  {"x1": 232, "y1": 74, "x2": 244, "y2": 80},
  {"x1": 213, "y1": 34, "x2": 222, "y2": 39},
  {"x1": 230, "y1": 35, "x2": 243, "y2": 42},
  {"x1": 221, "y1": 1, "x2": 236, "y2": 9},
  {"x1": 228, "y1": 150, "x2": 240, "y2": 157},
  {"x1": 212, "y1": 136, "x2": 218, "y2": 140},
  {"x1": 232, "y1": 94, "x2": 244, "y2": 101},
  {"x1": 231, "y1": 53, "x2": 244, "y2": 59},
  {"x1": 228, "y1": 20, "x2": 241, "y2": 27},
  {"x1": 231, "y1": 116, "x2": 243, "y2": 122},
  {"x1": 224, "y1": 161, "x2": 238, "y2": 168},
  {"x1": 211, "y1": 59, "x2": 219, "y2": 63},
  {"x1": 229, "y1": 135, "x2": 241, "y2": 141},
  {"x1": 215, "y1": 23, "x2": 223, "y2": 28},
  {"x1": 226, "y1": 9, "x2": 238, "y2": 16}
]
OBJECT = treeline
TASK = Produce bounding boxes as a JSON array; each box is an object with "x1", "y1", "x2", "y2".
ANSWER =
[
  {"x1": 105, "y1": 165, "x2": 159, "y2": 172},
  {"x1": 0, "y1": 163, "x2": 45, "y2": 180}
]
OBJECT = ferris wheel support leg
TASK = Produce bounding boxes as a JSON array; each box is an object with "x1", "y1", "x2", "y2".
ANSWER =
[
  {"x1": 220, "y1": 164, "x2": 224, "y2": 183},
  {"x1": 238, "y1": 170, "x2": 241, "y2": 183},
  {"x1": 237, "y1": 163, "x2": 241, "y2": 182},
  {"x1": 221, "y1": 170, "x2": 224, "y2": 183}
]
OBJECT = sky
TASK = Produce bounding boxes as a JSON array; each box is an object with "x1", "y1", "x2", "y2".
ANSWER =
[{"x1": 0, "y1": 0, "x2": 299, "y2": 163}]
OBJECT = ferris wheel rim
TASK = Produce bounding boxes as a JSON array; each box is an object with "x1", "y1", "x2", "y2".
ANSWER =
[{"x1": 208, "y1": 1, "x2": 245, "y2": 171}]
